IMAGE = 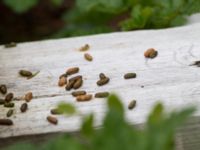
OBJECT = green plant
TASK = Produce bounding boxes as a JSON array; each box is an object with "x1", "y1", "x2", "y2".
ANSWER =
[
  {"x1": 5, "y1": 94, "x2": 195, "y2": 150},
  {"x1": 3, "y1": 0, "x2": 64, "y2": 13}
]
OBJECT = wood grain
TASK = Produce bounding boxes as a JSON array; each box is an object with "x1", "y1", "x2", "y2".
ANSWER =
[{"x1": 1, "y1": 22, "x2": 200, "y2": 150}]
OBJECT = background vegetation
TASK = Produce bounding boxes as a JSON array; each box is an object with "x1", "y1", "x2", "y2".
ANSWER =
[
  {"x1": 5, "y1": 95, "x2": 195, "y2": 150},
  {"x1": 0, "y1": 0, "x2": 200, "y2": 44}
]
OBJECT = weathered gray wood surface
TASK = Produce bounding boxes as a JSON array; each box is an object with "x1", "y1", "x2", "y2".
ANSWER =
[{"x1": 1, "y1": 17, "x2": 200, "y2": 149}]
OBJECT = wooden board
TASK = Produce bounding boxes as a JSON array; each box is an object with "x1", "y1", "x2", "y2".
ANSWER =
[{"x1": 1, "y1": 21, "x2": 200, "y2": 149}]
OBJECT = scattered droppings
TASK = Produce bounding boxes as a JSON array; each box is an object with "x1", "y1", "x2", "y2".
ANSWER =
[
  {"x1": 66, "y1": 67, "x2": 79, "y2": 75},
  {"x1": 7, "y1": 109, "x2": 14, "y2": 117},
  {"x1": 20, "y1": 103, "x2": 28, "y2": 112},
  {"x1": 25, "y1": 92, "x2": 33, "y2": 102},
  {"x1": 124, "y1": 73, "x2": 137, "y2": 79},
  {"x1": 0, "y1": 99, "x2": 5, "y2": 105},
  {"x1": 4, "y1": 103, "x2": 15, "y2": 108},
  {"x1": 58, "y1": 76, "x2": 67, "y2": 87},
  {"x1": 0, "y1": 84, "x2": 7, "y2": 95},
  {"x1": 99, "y1": 73, "x2": 107, "y2": 79},
  {"x1": 0, "y1": 119, "x2": 13, "y2": 126},
  {"x1": 19, "y1": 70, "x2": 33, "y2": 77},
  {"x1": 144, "y1": 48, "x2": 158, "y2": 58},
  {"x1": 47, "y1": 116, "x2": 58, "y2": 125},
  {"x1": 5, "y1": 93, "x2": 14, "y2": 103},
  {"x1": 51, "y1": 108, "x2": 63, "y2": 115},
  {"x1": 79, "y1": 44, "x2": 90, "y2": 51},
  {"x1": 65, "y1": 80, "x2": 76, "y2": 91},
  {"x1": 73, "y1": 78, "x2": 83, "y2": 89},
  {"x1": 95, "y1": 92, "x2": 109, "y2": 98},
  {"x1": 190, "y1": 60, "x2": 200, "y2": 67},
  {"x1": 72, "y1": 90, "x2": 86, "y2": 97},
  {"x1": 128, "y1": 100, "x2": 136, "y2": 110},
  {"x1": 76, "y1": 94, "x2": 92, "y2": 102},
  {"x1": 97, "y1": 77, "x2": 110, "y2": 86},
  {"x1": 84, "y1": 53, "x2": 93, "y2": 61}
]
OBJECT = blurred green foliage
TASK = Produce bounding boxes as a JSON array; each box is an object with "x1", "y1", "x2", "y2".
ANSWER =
[
  {"x1": 5, "y1": 94, "x2": 195, "y2": 150},
  {"x1": 2, "y1": 0, "x2": 200, "y2": 38},
  {"x1": 2, "y1": 0, "x2": 200, "y2": 39}
]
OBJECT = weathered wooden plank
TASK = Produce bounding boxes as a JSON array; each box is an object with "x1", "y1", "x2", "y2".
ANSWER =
[{"x1": 1, "y1": 20, "x2": 200, "y2": 150}]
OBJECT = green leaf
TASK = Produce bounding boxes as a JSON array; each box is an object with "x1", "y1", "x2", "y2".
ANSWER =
[
  {"x1": 50, "y1": 0, "x2": 63, "y2": 6},
  {"x1": 107, "y1": 94, "x2": 124, "y2": 115},
  {"x1": 81, "y1": 114, "x2": 94, "y2": 137},
  {"x1": 5, "y1": 143, "x2": 35, "y2": 150},
  {"x1": 57, "y1": 102, "x2": 76, "y2": 115},
  {"x1": 3, "y1": 0, "x2": 38, "y2": 13}
]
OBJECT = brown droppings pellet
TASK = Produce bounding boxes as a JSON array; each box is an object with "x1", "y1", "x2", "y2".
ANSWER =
[
  {"x1": 97, "y1": 77, "x2": 110, "y2": 86},
  {"x1": 4, "y1": 103, "x2": 15, "y2": 108},
  {"x1": 7, "y1": 109, "x2": 14, "y2": 117},
  {"x1": 5, "y1": 93, "x2": 14, "y2": 103},
  {"x1": 25, "y1": 92, "x2": 33, "y2": 102},
  {"x1": 128, "y1": 100, "x2": 136, "y2": 110},
  {"x1": 124, "y1": 73, "x2": 137, "y2": 79},
  {"x1": 0, "y1": 84, "x2": 7, "y2": 95},
  {"x1": 72, "y1": 90, "x2": 86, "y2": 97},
  {"x1": 51, "y1": 108, "x2": 63, "y2": 115},
  {"x1": 0, "y1": 99, "x2": 5, "y2": 105},
  {"x1": 4, "y1": 42, "x2": 17, "y2": 48},
  {"x1": 99, "y1": 73, "x2": 107, "y2": 79},
  {"x1": 69, "y1": 75, "x2": 82, "y2": 82},
  {"x1": 59, "y1": 73, "x2": 68, "y2": 79},
  {"x1": 0, "y1": 119, "x2": 13, "y2": 126},
  {"x1": 19, "y1": 70, "x2": 33, "y2": 77},
  {"x1": 79, "y1": 44, "x2": 90, "y2": 51},
  {"x1": 144, "y1": 48, "x2": 158, "y2": 59},
  {"x1": 58, "y1": 76, "x2": 67, "y2": 87},
  {"x1": 65, "y1": 80, "x2": 76, "y2": 91},
  {"x1": 76, "y1": 94, "x2": 92, "y2": 102},
  {"x1": 95, "y1": 92, "x2": 109, "y2": 98},
  {"x1": 47, "y1": 116, "x2": 58, "y2": 125},
  {"x1": 20, "y1": 103, "x2": 28, "y2": 112},
  {"x1": 66, "y1": 67, "x2": 79, "y2": 75},
  {"x1": 84, "y1": 53, "x2": 93, "y2": 61},
  {"x1": 73, "y1": 78, "x2": 83, "y2": 89}
]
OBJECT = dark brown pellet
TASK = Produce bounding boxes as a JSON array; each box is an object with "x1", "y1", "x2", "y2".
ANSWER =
[
  {"x1": 7, "y1": 109, "x2": 14, "y2": 117},
  {"x1": 73, "y1": 78, "x2": 83, "y2": 89},
  {"x1": 190, "y1": 60, "x2": 200, "y2": 67},
  {"x1": 95, "y1": 92, "x2": 109, "y2": 98},
  {"x1": 65, "y1": 80, "x2": 76, "y2": 91},
  {"x1": 50, "y1": 108, "x2": 63, "y2": 115},
  {"x1": 0, "y1": 84, "x2": 7, "y2": 94},
  {"x1": 79, "y1": 44, "x2": 90, "y2": 51},
  {"x1": 66, "y1": 67, "x2": 79, "y2": 75},
  {"x1": 47, "y1": 116, "x2": 58, "y2": 125},
  {"x1": 144, "y1": 48, "x2": 158, "y2": 59},
  {"x1": 58, "y1": 76, "x2": 67, "y2": 87},
  {"x1": 84, "y1": 53, "x2": 93, "y2": 61},
  {"x1": 124, "y1": 73, "x2": 137, "y2": 79},
  {"x1": 5, "y1": 93, "x2": 14, "y2": 103},
  {"x1": 4, "y1": 42, "x2": 17, "y2": 48},
  {"x1": 4, "y1": 103, "x2": 15, "y2": 108},
  {"x1": 19, "y1": 70, "x2": 33, "y2": 77},
  {"x1": 72, "y1": 90, "x2": 86, "y2": 97},
  {"x1": 99, "y1": 73, "x2": 107, "y2": 79},
  {"x1": 25, "y1": 92, "x2": 33, "y2": 102},
  {"x1": 59, "y1": 73, "x2": 68, "y2": 79},
  {"x1": 128, "y1": 100, "x2": 136, "y2": 110},
  {"x1": 97, "y1": 78, "x2": 110, "y2": 86},
  {"x1": 0, "y1": 119, "x2": 13, "y2": 125},
  {"x1": 69, "y1": 75, "x2": 82, "y2": 82},
  {"x1": 20, "y1": 103, "x2": 28, "y2": 112},
  {"x1": 0, "y1": 99, "x2": 5, "y2": 105},
  {"x1": 76, "y1": 94, "x2": 92, "y2": 102}
]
